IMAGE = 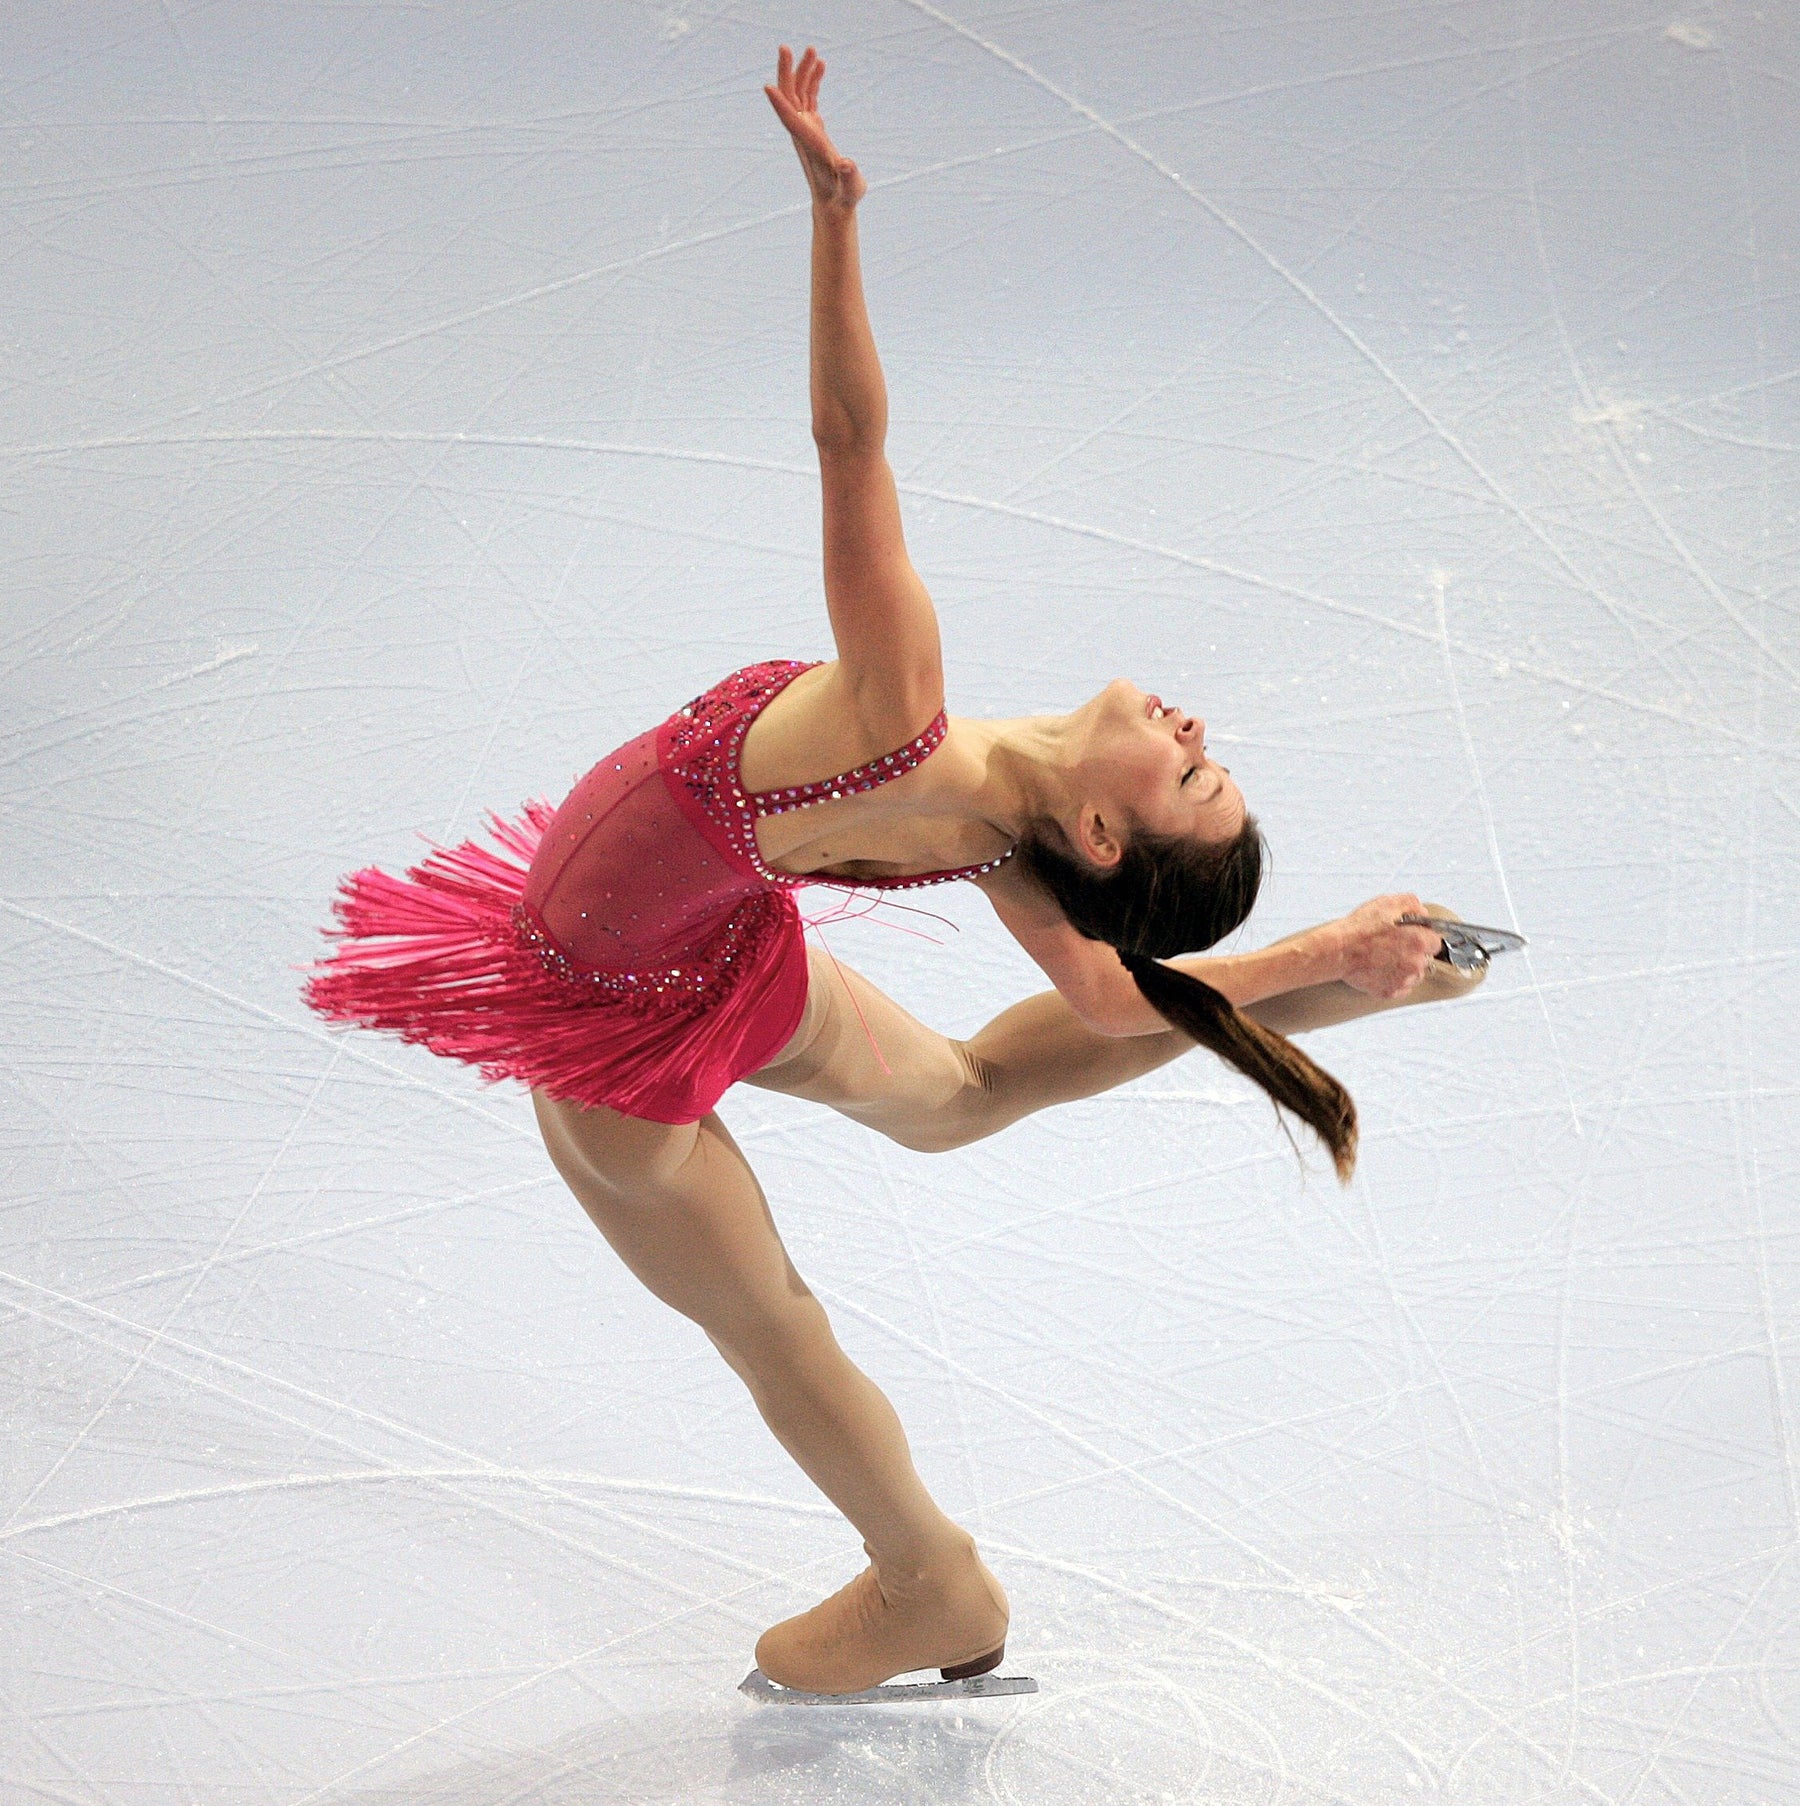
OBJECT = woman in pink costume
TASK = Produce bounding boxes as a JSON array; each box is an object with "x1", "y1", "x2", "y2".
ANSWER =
[{"x1": 306, "y1": 46, "x2": 1477, "y2": 1697}]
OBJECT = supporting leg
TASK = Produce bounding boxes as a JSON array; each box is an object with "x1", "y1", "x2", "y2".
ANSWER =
[
  {"x1": 534, "y1": 1089, "x2": 1010, "y2": 1692},
  {"x1": 534, "y1": 1093, "x2": 963, "y2": 1575}
]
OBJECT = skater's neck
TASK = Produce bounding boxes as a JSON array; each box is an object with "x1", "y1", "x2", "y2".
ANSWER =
[{"x1": 936, "y1": 713, "x2": 1087, "y2": 843}]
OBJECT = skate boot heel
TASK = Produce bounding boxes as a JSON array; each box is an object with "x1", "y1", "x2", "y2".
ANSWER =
[{"x1": 940, "y1": 1643, "x2": 1005, "y2": 1682}]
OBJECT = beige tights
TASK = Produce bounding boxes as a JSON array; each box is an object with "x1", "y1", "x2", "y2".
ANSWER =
[{"x1": 534, "y1": 935, "x2": 1484, "y2": 1594}]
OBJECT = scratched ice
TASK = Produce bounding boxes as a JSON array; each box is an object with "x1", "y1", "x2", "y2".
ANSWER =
[{"x1": 3, "y1": 3, "x2": 1796, "y2": 1801}]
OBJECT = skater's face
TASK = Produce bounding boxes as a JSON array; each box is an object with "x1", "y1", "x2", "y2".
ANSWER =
[{"x1": 1073, "y1": 679, "x2": 1245, "y2": 866}]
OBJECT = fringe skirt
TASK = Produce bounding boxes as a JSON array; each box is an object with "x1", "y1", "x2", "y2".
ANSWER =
[{"x1": 302, "y1": 805, "x2": 811, "y2": 1125}]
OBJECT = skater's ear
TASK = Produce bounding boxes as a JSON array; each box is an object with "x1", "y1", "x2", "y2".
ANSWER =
[{"x1": 1074, "y1": 805, "x2": 1124, "y2": 870}]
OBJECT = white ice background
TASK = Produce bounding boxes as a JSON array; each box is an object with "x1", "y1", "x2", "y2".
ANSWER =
[{"x1": 4, "y1": 3, "x2": 1797, "y2": 1801}]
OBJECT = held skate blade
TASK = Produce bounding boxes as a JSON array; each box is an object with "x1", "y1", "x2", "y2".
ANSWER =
[
  {"x1": 739, "y1": 1666, "x2": 1038, "y2": 1706},
  {"x1": 1398, "y1": 914, "x2": 1527, "y2": 974}
]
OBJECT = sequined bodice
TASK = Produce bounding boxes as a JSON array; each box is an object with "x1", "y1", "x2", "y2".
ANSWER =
[{"x1": 517, "y1": 661, "x2": 1013, "y2": 1009}]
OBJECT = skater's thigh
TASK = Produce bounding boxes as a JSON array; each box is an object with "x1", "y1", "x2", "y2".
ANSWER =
[
  {"x1": 533, "y1": 1089, "x2": 701, "y2": 1199},
  {"x1": 742, "y1": 945, "x2": 972, "y2": 1136},
  {"x1": 534, "y1": 1092, "x2": 811, "y2": 1339}
]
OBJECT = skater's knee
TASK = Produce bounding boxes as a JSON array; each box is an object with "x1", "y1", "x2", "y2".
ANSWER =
[{"x1": 708, "y1": 1290, "x2": 838, "y2": 1384}]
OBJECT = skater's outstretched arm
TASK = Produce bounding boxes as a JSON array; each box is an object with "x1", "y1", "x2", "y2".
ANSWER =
[
  {"x1": 983, "y1": 870, "x2": 1454, "y2": 1040},
  {"x1": 764, "y1": 45, "x2": 874, "y2": 440},
  {"x1": 1172, "y1": 895, "x2": 1485, "y2": 1030},
  {"x1": 941, "y1": 906, "x2": 1483, "y2": 1145},
  {"x1": 1235, "y1": 903, "x2": 1486, "y2": 1034},
  {"x1": 765, "y1": 44, "x2": 942, "y2": 737}
]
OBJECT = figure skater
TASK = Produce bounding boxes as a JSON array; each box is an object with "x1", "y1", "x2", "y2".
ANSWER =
[{"x1": 305, "y1": 44, "x2": 1481, "y2": 1699}]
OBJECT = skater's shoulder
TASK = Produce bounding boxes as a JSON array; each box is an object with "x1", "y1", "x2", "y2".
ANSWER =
[{"x1": 974, "y1": 862, "x2": 1139, "y2": 1034}]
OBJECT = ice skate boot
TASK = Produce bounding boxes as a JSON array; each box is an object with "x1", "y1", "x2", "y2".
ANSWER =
[{"x1": 744, "y1": 1536, "x2": 1026, "y2": 1703}]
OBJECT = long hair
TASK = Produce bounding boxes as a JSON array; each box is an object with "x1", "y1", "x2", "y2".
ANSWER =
[{"x1": 1015, "y1": 815, "x2": 1358, "y2": 1180}]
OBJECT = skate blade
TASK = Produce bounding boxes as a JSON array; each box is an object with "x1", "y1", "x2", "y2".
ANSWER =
[{"x1": 739, "y1": 1666, "x2": 1038, "y2": 1706}]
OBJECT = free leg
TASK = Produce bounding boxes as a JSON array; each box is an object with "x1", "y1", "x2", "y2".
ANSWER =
[
  {"x1": 1246, "y1": 904, "x2": 1487, "y2": 1036},
  {"x1": 961, "y1": 926, "x2": 1487, "y2": 1132},
  {"x1": 748, "y1": 922, "x2": 1485, "y2": 1154},
  {"x1": 745, "y1": 944, "x2": 1193, "y2": 1149}
]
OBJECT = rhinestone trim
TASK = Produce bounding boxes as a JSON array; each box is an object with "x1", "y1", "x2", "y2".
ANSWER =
[
  {"x1": 511, "y1": 895, "x2": 785, "y2": 1017},
  {"x1": 750, "y1": 711, "x2": 948, "y2": 817}
]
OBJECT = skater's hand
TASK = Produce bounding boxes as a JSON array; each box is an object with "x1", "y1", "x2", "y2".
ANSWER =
[
  {"x1": 765, "y1": 44, "x2": 867, "y2": 213},
  {"x1": 1327, "y1": 894, "x2": 1443, "y2": 998}
]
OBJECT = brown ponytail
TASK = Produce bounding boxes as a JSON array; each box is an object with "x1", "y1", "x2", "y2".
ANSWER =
[
  {"x1": 1118, "y1": 950, "x2": 1358, "y2": 1180},
  {"x1": 1016, "y1": 811, "x2": 1360, "y2": 1181}
]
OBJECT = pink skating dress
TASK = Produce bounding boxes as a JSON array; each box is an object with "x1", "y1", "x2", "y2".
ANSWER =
[{"x1": 304, "y1": 660, "x2": 1013, "y2": 1124}]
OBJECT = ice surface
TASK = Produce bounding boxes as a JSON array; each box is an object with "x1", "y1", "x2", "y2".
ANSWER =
[{"x1": 4, "y1": 3, "x2": 1797, "y2": 1801}]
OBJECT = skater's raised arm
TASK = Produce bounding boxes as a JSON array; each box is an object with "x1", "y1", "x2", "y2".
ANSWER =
[
  {"x1": 764, "y1": 45, "x2": 875, "y2": 435},
  {"x1": 766, "y1": 45, "x2": 942, "y2": 734}
]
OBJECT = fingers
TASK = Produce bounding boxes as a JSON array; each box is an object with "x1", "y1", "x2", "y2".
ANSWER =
[
  {"x1": 765, "y1": 87, "x2": 808, "y2": 138},
  {"x1": 794, "y1": 45, "x2": 823, "y2": 110},
  {"x1": 767, "y1": 42, "x2": 857, "y2": 207},
  {"x1": 1336, "y1": 892, "x2": 1444, "y2": 996},
  {"x1": 772, "y1": 42, "x2": 825, "y2": 112},
  {"x1": 1381, "y1": 891, "x2": 1439, "y2": 955}
]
